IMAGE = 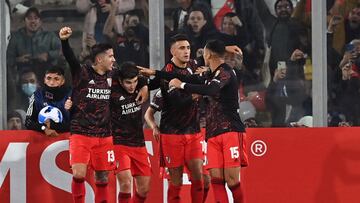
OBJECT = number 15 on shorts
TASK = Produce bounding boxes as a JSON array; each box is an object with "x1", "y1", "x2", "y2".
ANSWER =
[
  {"x1": 230, "y1": 147, "x2": 239, "y2": 159},
  {"x1": 107, "y1": 150, "x2": 115, "y2": 162}
]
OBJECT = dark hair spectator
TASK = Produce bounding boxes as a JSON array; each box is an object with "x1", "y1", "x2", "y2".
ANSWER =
[
  {"x1": 254, "y1": 0, "x2": 309, "y2": 78},
  {"x1": 6, "y1": 6, "x2": 61, "y2": 79},
  {"x1": 7, "y1": 111, "x2": 23, "y2": 130}
]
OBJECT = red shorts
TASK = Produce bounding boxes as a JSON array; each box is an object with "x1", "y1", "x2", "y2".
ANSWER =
[
  {"x1": 206, "y1": 132, "x2": 248, "y2": 169},
  {"x1": 114, "y1": 145, "x2": 151, "y2": 176},
  {"x1": 161, "y1": 133, "x2": 203, "y2": 168},
  {"x1": 69, "y1": 134, "x2": 115, "y2": 171}
]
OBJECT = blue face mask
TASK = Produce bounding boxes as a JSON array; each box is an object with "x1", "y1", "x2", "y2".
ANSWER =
[{"x1": 21, "y1": 83, "x2": 37, "y2": 96}]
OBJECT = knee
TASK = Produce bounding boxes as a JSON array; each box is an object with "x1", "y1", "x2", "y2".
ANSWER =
[
  {"x1": 72, "y1": 168, "x2": 86, "y2": 179},
  {"x1": 225, "y1": 174, "x2": 239, "y2": 187},
  {"x1": 136, "y1": 184, "x2": 150, "y2": 197},
  {"x1": 117, "y1": 176, "x2": 132, "y2": 191},
  {"x1": 95, "y1": 171, "x2": 109, "y2": 183}
]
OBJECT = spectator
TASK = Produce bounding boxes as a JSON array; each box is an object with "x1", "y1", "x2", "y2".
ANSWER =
[
  {"x1": 76, "y1": 0, "x2": 135, "y2": 59},
  {"x1": 6, "y1": 7, "x2": 61, "y2": 79},
  {"x1": 332, "y1": 61, "x2": 360, "y2": 126},
  {"x1": 172, "y1": 0, "x2": 211, "y2": 31},
  {"x1": 25, "y1": 66, "x2": 71, "y2": 136},
  {"x1": 345, "y1": 7, "x2": 360, "y2": 44},
  {"x1": 255, "y1": 0, "x2": 309, "y2": 78},
  {"x1": 213, "y1": 0, "x2": 265, "y2": 73},
  {"x1": 179, "y1": 5, "x2": 219, "y2": 59},
  {"x1": 7, "y1": 111, "x2": 24, "y2": 130},
  {"x1": 266, "y1": 49, "x2": 308, "y2": 127},
  {"x1": 104, "y1": 8, "x2": 149, "y2": 66},
  {"x1": 9, "y1": 68, "x2": 40, "y2": 112}
]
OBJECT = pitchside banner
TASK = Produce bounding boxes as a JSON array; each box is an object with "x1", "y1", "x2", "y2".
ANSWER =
[{"x1": 1, "y1": 128, "x2": 360, "y2": 203}]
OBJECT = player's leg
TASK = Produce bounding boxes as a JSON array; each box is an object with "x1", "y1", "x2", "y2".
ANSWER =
[
  {"x1": 130, "y1": 146, "x2": 152, "y2": 203},
  {"x1": 209, "y1": 168, "x2": 229, "y2": 203},
  {"x1": 71, "y1": 163, "x2": 88, "y2": 203},
  {"x1": 94, "y1": 170, "x2": 110, "y2": 203},
  {"x1": 92, "y1": 136, "x2": 115, "y2": 203},
  {"x1": 203, "y1": 173, "x2": 211, "y2": 203},
  {"x1": 186, "y1": 158, "x2": 204, "y2": 202},
  {"x1": 223, "y1": 132, "x2": 245, "y2": 203},
  {"x1": 224, "y1": 167, "x2": 243, "y2": 203},
  {"x1": 114, "y1": 145, "x2": 132, "y2": 203},
  {"x1": 133, "y1": 176, "x2": 151, "y2": 203},
  {"x1": 116, "y1": 169, "x2": 132, "y2": 203},
  {"x1": 207, "y1": 136, "x2": 229, "y2": 203},
  {"x1": 167, "y1": 166, "x2": 184, "y2": 203},
  {"x1": 69, "y1": 135, "x2": 91, "y2": 203},
  {"x1": 161, "y1": 134, "x2": 185, "y2": 203},
  {"x1": 185, "y1": 133, "x2": 204, "y2": 203}
]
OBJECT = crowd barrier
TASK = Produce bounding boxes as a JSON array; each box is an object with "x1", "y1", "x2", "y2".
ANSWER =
[{"x1": 1, "y1": 128, "x2": 359, "y2": 203}]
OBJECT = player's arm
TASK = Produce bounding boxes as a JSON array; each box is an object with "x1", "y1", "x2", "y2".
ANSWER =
[
  {"x1": 59, "y1": 27, "x2": 82, "y2": 76},
  {"x1": 169, "y1": 69, "x2": 231, "y2": 96},
  {"x1": 144, "y1": 106, "x2": 160, "y2": 142},
  {"x1": 138, "y1": 66, "x2": 205, "y2": 84}
]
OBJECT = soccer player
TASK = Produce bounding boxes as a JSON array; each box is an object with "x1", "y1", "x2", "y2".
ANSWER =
[
  {"x1": 25, "y1": 66, "x2": 72, "y2": 136},
  {"x1": 144, "y1": 89, "x2": 211, "y2": 203},
  {"x1": 144, "y1": 34, "x2": 205, "y2": 203},
  {"x1": 59, "y1": 26, "x2": 116, "y2": 203},
  {"x1": 140, "y1": 40, "x2": 248, "y2": 203},
  {"x1": 110, "y1": 62, "x2": 151, "y2": 203}
]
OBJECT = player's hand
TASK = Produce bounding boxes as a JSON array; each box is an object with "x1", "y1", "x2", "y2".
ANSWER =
[
  {"x1": 85, "y1": 34, "x2": 96, "y2": 48},
  {"x1": 169, "y1": 78, "x2": 182, "y2": 89},
  {"x1": 225, "y1": 45, "x2": 243, "y2": 56},
  {"x1": 152, "y1": 126, "x2": 160, "y2": 142},
  {"x1": 44, "y1": 128, "x2": 59, "y2": 137},
  {"x1": 36, "y1": 52, "x2": 49, "y2": 62},
  {"x1": 192, "y1": 94, "x2": 201, "y2": 101},
  {"x1": 137, "y1": 66, "x2": 156, "y2": 76},
  {"x1": 136, "y1": 86, "x2": 149, "y2": 105},
  {"x1": 16, "y1": 54, "x2": 31, "y2": 63},
  {"x1": 59, "y1": 27, "x2": 72, "y2": 40},
  {"x1": 195, "y1": 66, "x2": 209, "y2": 75},
  {"x1": 65, "y1": 97, "x2": 73, "y2": 110}
]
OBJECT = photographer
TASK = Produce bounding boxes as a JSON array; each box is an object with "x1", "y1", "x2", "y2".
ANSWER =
[
  {"x1": 266, "y1": 49, "x2": 308, "y2": 127},
  {"x1": 25, "y1": 66, "x2": 72, "y2": 137}
]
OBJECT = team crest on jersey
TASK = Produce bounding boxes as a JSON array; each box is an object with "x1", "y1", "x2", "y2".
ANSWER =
[
  {"x1": 107, "y1": 78, "x2": 112, "y2": 87},
  {"x1": 119, "y1": 96, "x2": 125, "y2": 101},
  {"x1": 88, "y1": 80, "x2": 95, "y2": 85}
]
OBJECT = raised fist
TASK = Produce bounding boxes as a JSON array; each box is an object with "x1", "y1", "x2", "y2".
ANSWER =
[{"x1": 59, "y1": 27, "x2": 72, "y2": 40}]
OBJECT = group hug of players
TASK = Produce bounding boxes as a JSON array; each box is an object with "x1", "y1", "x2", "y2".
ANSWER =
[{"x1": 59, "y1": 26, "x2": 248, "y2": 203}]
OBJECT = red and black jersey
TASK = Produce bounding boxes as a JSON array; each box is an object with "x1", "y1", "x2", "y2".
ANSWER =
[
  {"x1": 155, "y1": 60, "x2": 200, "y2": 135},
  {"x1": 155, "y1": 63, "x2": 245, "y2": 140},
  {"x1": 111, "y1": 76, "x2": 147, "y2": 147},
  {"x1": 62, "y1": 40, "x2": 112, "y2": 137}
]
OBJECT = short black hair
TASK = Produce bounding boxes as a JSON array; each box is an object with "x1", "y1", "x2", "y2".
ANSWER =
[
  {"x1": 118, "y1": 61, "x2": 139, "y2": 80},
  {"x1": 169, "y1": 34, "x2": 189, "y2": 48},
  {"x1": 45, "y1": 66, "x2": 65, "y2": 76},
  {"x1": 90, "y1": 43, "x2": 113, "y2": 62},
  {"x1": 7, "y1": 111, "x2": 22, "y2": 122},
  {"x1": 274, "y1": 0, "x2": 294, "y2": 11},
  {"x1": 24, "y1": 7, "x2": 41, "y2": 19},
  {"x1": 205, "y1": 40, "x2": 226, "y2": 57},
  {"x1": 223, "y1": 12, "x2": 237, "y2": 18}
]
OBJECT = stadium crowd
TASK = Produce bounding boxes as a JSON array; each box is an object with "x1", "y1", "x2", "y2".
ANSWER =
[{"x1": 5, "y1": 0, "x2": 360, "y2": 130}]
